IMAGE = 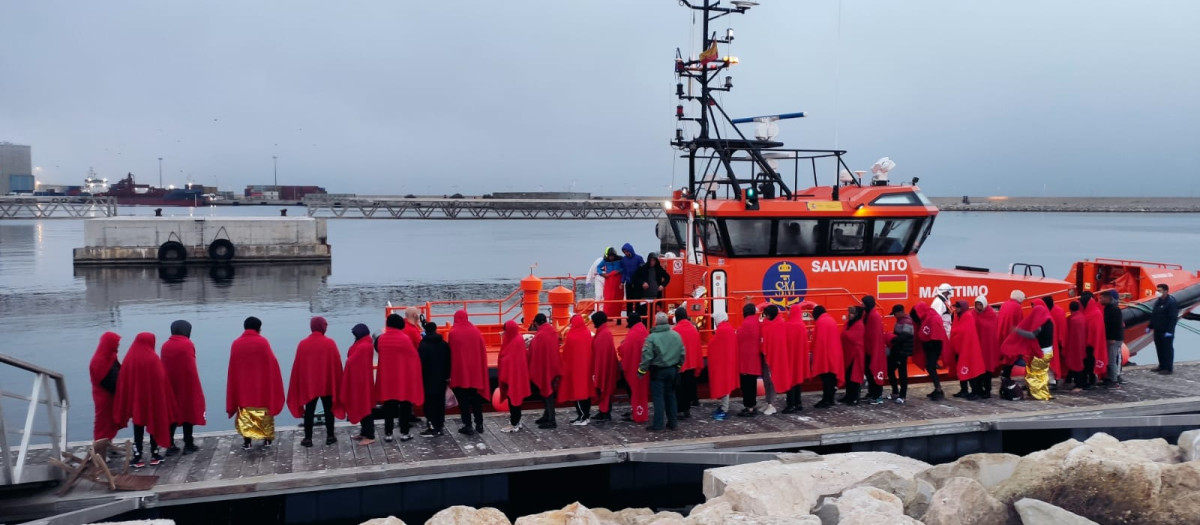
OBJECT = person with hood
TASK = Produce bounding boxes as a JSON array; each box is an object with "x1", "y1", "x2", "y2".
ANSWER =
[
  {"x1": 998, "y1": 291, "x2": 1025, "y2": 347},
  {"x1": 861, "y1": 297, "x2": 888, "y2": 404},
  {"x1": 591, "y1": 312, "x2": 620, "y2": 422},
  {"x1": 498, "y1": 320, "x2": 532, "y2": 432},
  {"x1": 736, "y1": 304, "x2": 764, "y2": 416},
  {"x1": 528, "y1": 314, "x2": 563, "y2": 429},
  {"x1": 342, "y1": 323, "x2": 377, "y2": 444},
  {"x1": 287, "y1": 317, "x2": 343, "y2": 448},
  {"x1": 631, "y1": 253, "x2": 671, "y2": 319},
  {"x1": 1000, "y1": 301, "x2": 1051, "y2": 377},
  {"x1": 973, "y1": 296, "x2": 1000, "y2": 398},
  {"x1": 783, "y1": 305, "x2": 810, "y2": 413},
  {"x1": 418, "y1": 322, "x2": 451, "y2": 437},
  {"x1": 759, "y1": 305, "x2": 790, "y2": 415},
  {"x1": 913, "y1": 303, "x2": 948, "y2": 401},
  {"x1": 638, "y1": 312, "x2": 685, "y2": 432},
  {"x1": 89, "y1": 332, "x2": 123, "y2": 442},
  {"x1": 1149, "y1": 283, "x2": 1179, "y2": 375},
  {"x1": 449, "y1": 310, "x2": 489, "y2": 434},
  {"x1": 840, "y1": 306, "x2": 866, "y2": 405},
  {"x1": 1064, "y1": 301, "x2": 1089, "y2": 391},
  {"x1": 226, "y1": 317, "x2": 285, "y2": 449},
  {"x1": 161, "y1": 320, "x2": 206, "y2": 455},
  {"x1": 809, "y1": 306, "x2": 844, "y2": 408},
  {"x1": 948, "y1": 301, "x2": 986, "y2": 399},
  {"x1": 114, "y1": 332, "x2": 176, "y2": 468},
  {"x1": 930, "y1": 283, "x2": 954, "y2": 336},
  {"x1": 403, "y1": 307, "x2": 423, "y2": 348},
  {"x1": 621, "y1": 243, "x2": 646, "y2": 321},
  {"x1": 887, "y1": 305, "x2": 914, "y2": 403},
  {"x1": 674, "y1": 306, "x2": 703, "y2": 419},
  {"x1": 586, "y1": 252, "x2": 606, "y2": 312},
  {"x1": 707, "y1": 311, "x2": 739, "y2": 420},
  {"x1": 618, "y1": 311, "x2": 651, "y2": 423},
  {"x1": 597, "y1": 248, "x2": 624, "y2": 321},
  {"x1": 376, "y1": 314, "x2": 424, "y2": 442},
  {"x1": 560, "y1": 315, "x2": 595, "y2": 425},
  {"x1": 1100, "y1": 290, "x2": 1125, "y2": 389},
  {"x1": 1081, "y1": 292, "x2": 1107, "y2": 387}
]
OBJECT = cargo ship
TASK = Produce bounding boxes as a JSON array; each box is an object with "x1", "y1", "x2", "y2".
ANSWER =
[{"x1": 98, "y1": 173, "x2": 208, "y2": 207}]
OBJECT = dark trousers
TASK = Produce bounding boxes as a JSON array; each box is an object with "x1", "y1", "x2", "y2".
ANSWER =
[
  {"x1": 453, "y1": 388, "x2": 484, "y2": 429},
  {"x1": 1083, "y1": 352, "x2": 1097, "y2": 386},
  {"x1": 740, "y1": 374, "x2": 758, "y2": 409},
  {"x1": 383, "y1": 400, "x2": 413, "y2": 436},
  {"x1": 843, "y1": 364, "x2": 861, "y2": 401},
  {"x1": 864, "y1": 354, "x2": 883, "y2": 399},
  {"x1": 423, "y1": 388, "x2": 446, "y2": 430},
  {"x1": 133, "y1": 425, "x2": 159, "y2": 456},
  {"x1": 649, "y1": 367, "x2": 679, "y2": 430},
  {"x1": 786, "y1": 385, "x2": 802, "y2": 408},
  {"x1": 888, "y1": 354, "x2": 909, "y2": 398},
  {"x1": 923, "y1": 341, "x2": 943, "y2": 391},
  {"x1": 359, "y1": 415, "x2": 377, "y2": 440},
  {"x1": 168, "y1": 423, "x2": 194, "y2": 448},
  {"x1": 676, "y1": 369, "x2": 697, "y2": 414},
  {"x1": 1155, "y1": 333, "x2": 1175, "y2": 372},
  {"x1": 820, "y1": 373, "x2": 837, "y2": 404},
  {"x1": 509, "y1": 403, "x2": 522, "y2": 426},
  {"x1": 974, "y1": 372, "x2": 993, "y2": 395},
  {"x1": 542, "y1": 391, "x2": 557, "y2": 423},
  {"x1": 302, "y1": 395, "x2": 334, "y2": 440},
  {"x1": 575, "y1": 399, "x2": 592, "y2": 420}
]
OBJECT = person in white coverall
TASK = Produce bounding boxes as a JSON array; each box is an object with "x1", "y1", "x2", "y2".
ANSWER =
[
  {"x1": 587, "y1": 255, "x2": 605, "y2": 311},
  {"x1": 931, "y1": 283, "x2": 954, "y2": 336}
]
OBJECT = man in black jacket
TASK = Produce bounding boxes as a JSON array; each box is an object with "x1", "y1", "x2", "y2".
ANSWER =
[
  {"x1": 1149, "y1": 284, "x2": 1180, "y2": 374},
  {"x1": 630, "y1": 253, "x2": 670, "y2": 320},
  {"x1": 418, "y1": 322, "x2": 452, "y2": 437},
  {"x1": 1100, "y1": 290, "x2": 1125, "y2": 389}
]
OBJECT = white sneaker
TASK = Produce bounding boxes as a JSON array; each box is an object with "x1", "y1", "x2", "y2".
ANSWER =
[
  {"x1": 762, "y1": 404, "x2": 778, "y2": 416},
  {"x1": 572, "y1": 418, "x2": 590, "y2": 426},
  {"x1": 500, "y1": 424, "x2": 521, "y2": 433}
]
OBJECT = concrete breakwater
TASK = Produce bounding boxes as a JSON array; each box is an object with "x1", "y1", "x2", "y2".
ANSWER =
[
  {"x1": 932, "y1": 196, "x2": 1200, "y2": 212},
  {"x1": 72, "y1": 216, "x2": 331, "y2": 265}
]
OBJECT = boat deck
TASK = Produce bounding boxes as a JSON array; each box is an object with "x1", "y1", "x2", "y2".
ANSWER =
[{"x1": 6, "y1": 362, "x2": 1200, "y2": 522}]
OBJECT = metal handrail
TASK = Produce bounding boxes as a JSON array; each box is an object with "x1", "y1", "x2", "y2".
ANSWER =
[
  {"x1": 0, "y1": 353, "x2": 69, "y2": 486},
  {"x1": 1093, "y1": 258, "x2": 1184, "y2": 271}
]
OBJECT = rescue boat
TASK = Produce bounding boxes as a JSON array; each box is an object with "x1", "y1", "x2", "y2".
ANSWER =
[{"x1": 386, "y1": 0, "x2": 1200, "y2": 398}]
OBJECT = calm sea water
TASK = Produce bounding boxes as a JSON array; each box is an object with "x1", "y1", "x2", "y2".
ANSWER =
[{"x1": 2, "y1": 207, "x2": 1199, "y2": 438}]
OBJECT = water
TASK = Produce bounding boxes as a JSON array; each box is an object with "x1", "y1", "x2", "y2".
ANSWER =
[{"x1": 2, "y1": 208, "x2": 1199, "y2": 438}]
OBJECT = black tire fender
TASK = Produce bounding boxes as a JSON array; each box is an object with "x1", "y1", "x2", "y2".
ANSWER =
[
  {"x1": 208, "y1": 239, "x2": 235, "y2": 261},
  {"x1": 158, "y1": 241, "x2": 187, "y2": 262}
]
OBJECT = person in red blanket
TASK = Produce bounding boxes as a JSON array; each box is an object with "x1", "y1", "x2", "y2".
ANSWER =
[
  {"x1": 948, "y1": 301, "x2": 986, "y2": 400},
  {"x1": 528, "y1": 314, "x2": 563, "y2": 429},
  {"x1": 161, "y1": 320, "x2": 205, "y2": 455},
  {"x1": 861, "y1": 297, "x2": 888, "y2": 405},
  {"x1": 114, "y1": 332, "x2": 176, "y2": 468},
  {"x1": 998, "y1": 291, "x2": 1025, "y2": 349},
  {"x1": 913, "y1": 302, "x2": 948, "y2": 401},
  {"x1": 618, "y1": 312, "x2": 651, "y2": 424},
  {"x1": 674, "y1": 307, "x2": 704, "y2": 420},
  {"x1": 560, "y1": 315, "x2": 595, "y2": 426},
  {"x1": 973, "y1": 296, "x2": 1000, "y2": 399},
  {"x1": 591, "y1": 312, "x2": 620, "y2": 422},
  {"x1": 783, "y1": 305, "x2": 809, "y2": 413},
  {"x1": 342, "y1": 323, "x2": 377, "y2": 444},
  {"x1": 1043, "y1": 296, "x2": 1067, "y2": 390},
  {"x1": 403, "y1": 307, "x2": 423, "y2": 348},
  {"x1": 839, "y1": 306, "x2": 865, "y2": 406},
  {"x1": 707, "y1": 311, "x2": 738, "y2": 420},
  {"x1": 1000, "y1": 302, "x2": 1051, "y2": 379},
  {"x1": 89, "y1": 332, "x2": 122, "y2": 442},
  {"x1": 736, "y1": 304, "x2": 764, "y2": 416},
  {"x1": 376, "y1": 314, "x2": 424, "y2": 442},
  {"x1": 227, "y1": 317, "x2": 285, "y2": 450},
  {"x1": 810, "y1": 305, "x2": 844, "y2": 409},
  {"x1": 1064, "y1": 301, "x2": 1089, "y2": 392},
  {"x1": 287, "y1": 316, "x2": 343, "y2": 448},
  {"x1": 759, "y1": 305, "x2": 789, "y2": 415},
  {"x1": 498, "y1": 320, "x2": 532, "y2": 432},
  {"x1": 449, "y1": 310, "x2": 490, "y2": 435},
  {"x1": 1081, "y1": 292, "x2": 1108, "y2": 388}
]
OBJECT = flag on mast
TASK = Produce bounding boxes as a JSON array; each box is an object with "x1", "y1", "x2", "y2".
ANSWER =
[{"x1": 698, "y1": 41, "x2": 719, "y2": 64}]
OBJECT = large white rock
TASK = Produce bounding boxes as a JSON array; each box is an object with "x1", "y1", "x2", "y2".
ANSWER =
[
  {"x1": 916, "y1": 453, "x2": 1021, "y2": 491},
  {"x1": 921, "y1": 477, "x2": 1007, "y2": 525},
  {"x1": 1013, "y1": 498, "x2": 1099, "y2": 525},
  {"x1": 851, "y1": 469, "x2": 935, "y2": 518},
  {"x1": 514, "y1": 502, "x2": 603, "y2": 525},
  {"x1": 630, "y1": 511, "x2": 685, "y2": 525},
  {"x1": 590, "y1": 507, "x2": 654, "y2": 525},
  {"x1": 425, "y1": 506, "x2": 511, "y2": 525},
  {"x1": 361, "y1": 518, "x2": 407, "y2": 525},
  {"x1": 1178, "y1": 429, "x2": 1200, "y2": 462},
  {"x1": 702, "y1": 452, "x2": 931, "y2": 518},
  {"x1": 812, "y1": 486, "x2": 920, "y2": 525},
  {"x1": 685, "y1": 499, "x2": 810, "y2": 525}
]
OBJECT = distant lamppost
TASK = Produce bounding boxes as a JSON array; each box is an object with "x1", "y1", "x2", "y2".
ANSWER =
[
  {"x1": 158, "y1": 157, "x2": 163, "y2": 187},
  {"x1": 273, "y1": 156, "x2": 278, "y2": 187}
]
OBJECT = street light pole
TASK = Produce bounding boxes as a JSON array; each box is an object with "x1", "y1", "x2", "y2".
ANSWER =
[
  {"x1": 158, "y1": 157, "x2": 163, "y2": 188},
  {"x1": 273, "y1": 155, "x2": 278, "y2": 187}
]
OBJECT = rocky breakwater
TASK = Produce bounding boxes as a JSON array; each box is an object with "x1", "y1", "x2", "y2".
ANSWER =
[{"x1": 360, "y1": 430, "x2": 1200, "y2": 525}]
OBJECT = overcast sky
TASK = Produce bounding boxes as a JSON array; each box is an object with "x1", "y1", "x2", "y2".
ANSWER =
[{"x1": 2, "y1": 1, "x2": 1197, "y2": 197}]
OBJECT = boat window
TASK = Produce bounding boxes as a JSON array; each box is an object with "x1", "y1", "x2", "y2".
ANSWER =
[
  {"x1": 871, "y1": 218, "x2": 919, "y2": 255},
  {"x1": 870, "y1": 193, "x2": 922, "y2": 206},
  {"x1": 667, "y1": 217, "x2": 688, "y2": 247},
  {"x1": 915, "y1": 191, "x2": 934, "y2": 206},
  {"x1": 912, "y1": 217, "x2": 935, "y2": 253},
  {"x1": 724, "y1": 219, "x2": 773, "y2": 257},
  {"x1": 697, "y1": 219, "x2": 727, "y2": 256},
  {"x1": 829, "y1": 220, "x2": 866, "y2": 253},
  {"x1": 776, "y1": 219, "x2": 822, "y2": 256}
]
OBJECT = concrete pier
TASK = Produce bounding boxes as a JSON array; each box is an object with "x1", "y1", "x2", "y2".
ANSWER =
[{"x1": 72, "y1": 216, "x2": 331, "y2": 265}]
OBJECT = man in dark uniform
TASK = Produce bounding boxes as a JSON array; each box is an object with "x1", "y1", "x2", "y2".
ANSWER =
[{"x1": 1149, "y1": 284, "x2": 1179, "y2": 374}]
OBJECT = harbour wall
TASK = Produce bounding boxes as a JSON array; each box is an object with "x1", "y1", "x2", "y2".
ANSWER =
[{"x1": 72, "y1": 216, "x2": 331, "y2": 265}]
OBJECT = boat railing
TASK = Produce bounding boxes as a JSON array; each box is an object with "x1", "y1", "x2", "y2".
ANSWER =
[
  {"x1": 0, "y1": 353, "x2": 68, "y2": 486},
  {"x1": 689, "y1": 147, "x2": 854, "y2": 200},
  {"x1": 386, "y1": 275, "x2": 591, "y2": 328},
  {"x1": 1092, "y1": 258, "x2": 1184, "y2": 271}
]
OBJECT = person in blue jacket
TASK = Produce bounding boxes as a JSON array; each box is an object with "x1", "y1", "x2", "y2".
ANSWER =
[
  {"x1": 1149, "y1": 283, "x2": 1179, "y2": 374},
  {"x1": 620, "y1": 243, "x2": 645, "y2": 321}
]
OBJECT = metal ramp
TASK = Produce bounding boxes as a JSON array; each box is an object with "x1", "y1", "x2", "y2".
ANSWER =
[{"x1": 1, "y1": 353, "x2": 69, "y2": 486}]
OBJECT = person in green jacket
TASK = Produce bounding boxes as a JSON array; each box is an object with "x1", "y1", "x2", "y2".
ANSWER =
[{"x1": 638, "y1": 312, "x2": 686, "y2": 431}]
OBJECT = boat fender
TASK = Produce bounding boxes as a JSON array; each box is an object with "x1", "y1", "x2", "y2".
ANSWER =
[
  {"x1": 157, "y1": 241, "x2": 187, "y2": 262},
  {"x1": 208, "y1": 239, "x2": 235, "y2": 261}
]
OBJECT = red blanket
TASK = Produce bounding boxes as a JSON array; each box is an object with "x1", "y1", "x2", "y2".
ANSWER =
[
  {"x1": 498, "y1": 321, "x2": 532, "y2": 404},
  {"x1": 226, "y1": 330, "x2": 284, "y2": 417},
  {"x1": 1001, "y1": 304, "x2": 1050, "y2": 362},
  {"x1": 376, "y1": 330, "x2": 425, "y2": 405},
  {"x1": 675, "y1": 320, "x2": 704, "y2": 372},
  {"x1": 528, "y1": 323, "x2": 563, "y2": 394},
  {"x1": 113, "y1": 333, "x2": 176, "y2": 444},
  {"x1": 707, "y1": 321, "x2": 739, "y2": 399},
  {"x1": 761, "y1": 317, "x2": 792, "y2": 392},
  {"x1": 559, "y1": 316, "x2": 594, "y2": 402},
  {"x1": 786, "y1": 306, "x2": 810, "y2": 390},
  {"x1": 736, "y1": 316, "x2": 763, "y2": 376},
  {"x1": 338, "y1": 336, "x2": 375, "y2": 424},
  {"x1": 89, "y1": 332, "x2": 122, "y2": 441},
  {"x1": 161, "y1": 335, "x2": 206, "y2": 425},
  {"x1": 863, "y1": 307, "x2": 887, "y2": 386},
  {"x1": 448, "y1": 310, "x2": 490, "y2": 397},
  {"x1": 619, "y1": 322, "x2": 650, "y2": 423},
  {"x1": 592, "y1": 322, "x2": 620, "y2": 410},
  {"x1": 287, "y1": 331, "x2": 344, "y2": 418},
  {"x1": 974, "y1": 305, "x2": 1001, "y2": 372},
  {"x1": 947, "y1": 310, "x2": 986, "y2": 380},
  {"x1": 841, "y1": 319, "x2": 864, "y2": 384},
  {"x1": 810, "y1": 314, "x2": 844, "y2": 386}
]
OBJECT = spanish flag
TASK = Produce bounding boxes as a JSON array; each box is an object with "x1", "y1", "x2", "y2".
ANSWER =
[{"x1": 698, "y1": 41, "x2": 719, "y2": 64}]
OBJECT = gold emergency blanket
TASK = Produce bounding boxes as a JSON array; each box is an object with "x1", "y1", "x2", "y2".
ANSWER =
[
  {"x1": 235, "y1": 407, "x2": 275, "y2": 440},
  {"x1": 1026, "y1": 355, "x2": 1053, "y2": 401}
]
